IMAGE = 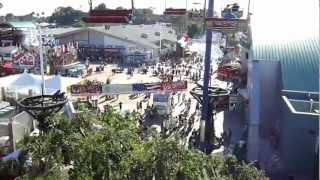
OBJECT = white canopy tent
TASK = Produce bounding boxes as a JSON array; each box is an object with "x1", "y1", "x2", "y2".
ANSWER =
[
  {"x1": 45, "y1": 75, "x2": 62, "y2": 94},
  {"x1": 2, "y1": 72, "x2": 81, "y2": 99},
  {"x1": 10, "y1": 71, "x2": 42, "y2": 92}
]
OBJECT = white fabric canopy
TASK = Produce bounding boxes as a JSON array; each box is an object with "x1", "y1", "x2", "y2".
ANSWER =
[
  {"x1": 45, "y1": 75, "x2": 62, "y2": 94},
  {"x1": 10, "y1": 71, "x2": 41, "y2": 90}
]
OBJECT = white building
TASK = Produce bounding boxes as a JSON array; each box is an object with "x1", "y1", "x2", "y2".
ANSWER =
[{"x1": 45, "y1": 24, "x2": 177, "y2": 65}]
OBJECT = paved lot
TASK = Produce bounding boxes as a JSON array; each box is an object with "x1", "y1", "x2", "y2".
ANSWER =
[{"x1": 71, "y1": 61, "x2": 234, "y2": 152}]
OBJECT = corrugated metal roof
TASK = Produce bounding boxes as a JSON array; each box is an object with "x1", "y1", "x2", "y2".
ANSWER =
[
  {"x1": 44, "y1": 25, "x2": 177, "y2": 49},
  {"x1": 91, "y1": 25, "x2": 177, "y2": 49},
  {"x1": 253, "y1": 38, "x2": 319, "y2": 92},
  {"x1": 250, "y1": 0, "x2": 319, "y2": 92}
]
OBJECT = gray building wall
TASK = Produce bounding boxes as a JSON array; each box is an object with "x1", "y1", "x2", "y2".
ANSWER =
[
  {"x1": 59, "y1": 29, "x2": 134, "y2": 48},
  {"x1": 280, "y1": 102, "x2": 318, "y2": 176},
  {"x1": 247, "y1": 60, "x2": 283, "y2": 162},
  {"x1": 57, "y1": 29, "x2": 159, "y2": 61},
  {"x1": 258, "y1": 60, "x2": 283, "y2": 138},
  {"x1": 248, "y1": 59, "x2": 318, "y2": 177},
  {"x1": 246, "y1": 60, "x2": 261, "y2": 161}
]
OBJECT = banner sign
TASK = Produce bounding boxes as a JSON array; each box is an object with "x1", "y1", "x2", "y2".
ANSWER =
[
  {"x1": 70, "y1": 82, "x2": 102, "y2": 95},
  {"x1": 229, "y1": 94, "x2": 243, "y2": 103},
  {"x1": 153, "y1": 93, "x2": 170, "y2": 103},
  {"x1": 102, "y1": 84, "x2": 133, "y2": 94},
  {"x1": 206, "y1": 17, "x2": 248, "y2": 32},
  {"x1": 70, "y1": 81, "x2": 188, "y2": 95}
]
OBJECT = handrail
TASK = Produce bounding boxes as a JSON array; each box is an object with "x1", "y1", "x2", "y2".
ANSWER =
[
  {"x1": 282, "y1": 96, "x2": 319, "y2": 116},
  {"x1": 282, "y1": 89, "x2": 319, "y2": 95}
]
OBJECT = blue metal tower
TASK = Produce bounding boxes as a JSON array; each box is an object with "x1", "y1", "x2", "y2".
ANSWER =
[{"x1": 200, "y1": 0, "x2": 214, "y2": 152}]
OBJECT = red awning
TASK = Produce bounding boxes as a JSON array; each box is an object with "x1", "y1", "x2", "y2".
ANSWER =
[
  {"x1": 90, "y1": 10, "x2": 132, "y2": 16},
  {"x1": 164, "y1": 9, "x2": 186, "y2": 16},
  {"x1": 82, "y1": 16, "x2": 129, "y2": 23}
]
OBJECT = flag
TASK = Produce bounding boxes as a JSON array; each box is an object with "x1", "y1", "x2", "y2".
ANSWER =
[
  {"x1": 145, "y1": 83, "x2": 162, "y2": 91},
  {"x1": 132, "y1": 83, "x2": 162, "y2": 92}
]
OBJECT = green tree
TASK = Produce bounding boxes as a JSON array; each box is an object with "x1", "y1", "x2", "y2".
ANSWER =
[
  {"x1": 48, "y1": 7, "x2": 86, "y2": 26},
  {"x1": 94, "y1": 3, "x2": 107, "y2": 11},
  {"x1": 5, "y1": 13, "x2": 14, "y2": 21},
  {"x1": 115, "y1": 6, "x2": 125, "y2": 10},
  {"x1": 187, "y1": 24, "x2": 200, "y2": 38},
  {"x1": 15, "y1": 110, "x2": 268, "y2": 180}
]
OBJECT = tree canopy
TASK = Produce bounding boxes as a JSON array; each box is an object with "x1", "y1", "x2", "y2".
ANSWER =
[
  {"x1": 48, "y1": 7, "x2": 87, "y2": 26},
  {"x1": 94, "y1": 3, "x2": 107, "y2": 11},
  {"x1": 7, "y1": 109, "x2": 268, "y2": 180}
]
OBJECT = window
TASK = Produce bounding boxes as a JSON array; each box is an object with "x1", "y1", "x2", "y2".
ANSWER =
[{"x1": 155, "y1": 32, "x2": 160, "y2": 36}]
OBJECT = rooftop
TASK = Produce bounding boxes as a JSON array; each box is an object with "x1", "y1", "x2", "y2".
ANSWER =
[
  {"x1": 251, "y1": 0, "x2": 319, "y2": 92},
  {"x1": 44, "y1": 24, "x2": 178, "y2": 49},
  {"x1": 253, "y1": 38, "x2": 319, "y2": 92}
]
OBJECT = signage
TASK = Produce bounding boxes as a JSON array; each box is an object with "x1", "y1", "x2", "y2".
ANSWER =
[
  {"x1": 70, "y1": 81, "x2": 188, "y2": 95},
  {"x1": 229, "y1": 95, "x2": 243, "y2": 103},
  {"x1": 153, "y1": 93, "x2": 170, "y2": 102},
  {"x1": 70, "y1": 81, "x2": 102, "y2": 95},
  {"x1": 102, "y1": 84, "x2": 132, "y2": 94},
  {"x1": 132, "y1": 81, "x2": 187, "y2": 93},
  {"x1": 206, "y1": 17, "x2": 248, "y2": 32}
]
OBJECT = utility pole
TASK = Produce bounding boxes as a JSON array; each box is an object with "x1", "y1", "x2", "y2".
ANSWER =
[
  {"x1": 202, "y1": 0, "x2": 207, "y2": 34},
  {"x1": 159, "y1": 22, "x2": 162, "y2": 59},
  {"x1": 88, "y1": 0, "x2": 93, "y2": 11},
  {"x1": 131, "y1": 0, "x2": 135, "y2": 14},
  {"x1": 200, "y1": 0, "x2": 214, "y2": 152},
  {"x1": 38, "y1": 25, "x2": 45, "y2": 96}
]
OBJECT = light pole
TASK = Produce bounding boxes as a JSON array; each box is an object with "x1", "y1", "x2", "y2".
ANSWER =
[
  {"x1": 36, "y1": 13, "x2": 46, "y2": 96},
  {"x1": 159, "y1": 22, "x2": 162, "y2": 60},
  {"x1": 202, "y1": 0, "x2": 207, "y2": 34},
  {"x1": 38, "y1": 25, "x2": 45, "y2": 95},
  {"x1": 200, "y1": 0, "x2": 214, "y2": 152}
]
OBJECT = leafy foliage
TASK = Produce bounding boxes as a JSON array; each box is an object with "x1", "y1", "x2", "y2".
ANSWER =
[
  {"x1": 187, "y1": 24, "x2": 202, "y2": 38},
  {"x1": 94, "y1": 3, "x2": 107, "y2": 11},
  {"x1": 16, "y1": 110, "x2": 267, "y2": 179},
  {"x1": 48, "y1": 7, "x2": 87, "y2": 26}
]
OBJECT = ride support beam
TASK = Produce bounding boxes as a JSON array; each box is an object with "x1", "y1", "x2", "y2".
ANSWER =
[{"x1": 200, "y1": 0, "x2": 214, "y2": 152}]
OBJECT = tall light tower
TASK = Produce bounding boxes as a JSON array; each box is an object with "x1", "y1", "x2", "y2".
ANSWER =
[{"x1": 200, "y1": 0, "x2": 214, "y2": 152}]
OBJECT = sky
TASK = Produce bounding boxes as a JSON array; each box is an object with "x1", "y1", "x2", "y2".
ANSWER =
[
  {"x1": 0, "y1": 0, "x2": 246, "y2": 15},
  {"x1": 0, "y1": 0, "x2": 318, "y2": 39}
]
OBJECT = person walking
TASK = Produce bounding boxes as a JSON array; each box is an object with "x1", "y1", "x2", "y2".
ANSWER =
[{"x1": 119, "y1": 102, "x2": 123, "y2": 111}]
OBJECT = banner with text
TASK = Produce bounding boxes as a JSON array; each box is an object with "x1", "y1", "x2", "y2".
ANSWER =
[{"x1": 70, "y1": 81, "x2": 188, "y2": 95}]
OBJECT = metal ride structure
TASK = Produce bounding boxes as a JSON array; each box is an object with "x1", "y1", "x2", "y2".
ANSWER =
[
  {"x1": 82, "y1": 0, "x2": 135, "y2": 24},
  {"x1": 16, "y1": 91, "x2": 68, "y2": 133},
  {"x1": 190, "y1": 85, "x2": 230, "y2": 152},
  {"x1": 163, "y1": 0, "x2": 188, "y2": 37},
  {"x1": 195, "y1": 0, "x2": 250, "y2": 153},
  {"x1": 198, "y1": 0, "x2": 214, "y2": 153},
  {"x1": 15, "y1": 21, "x2": 68, "y2": 133},
  {"x1": 163, "y1": 0, "x2": 187, "y2": 16}
]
